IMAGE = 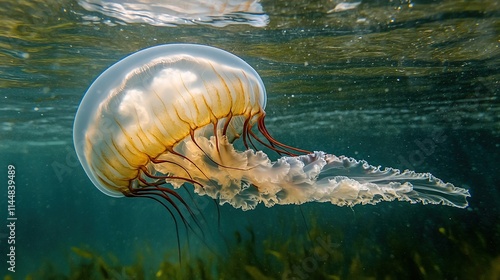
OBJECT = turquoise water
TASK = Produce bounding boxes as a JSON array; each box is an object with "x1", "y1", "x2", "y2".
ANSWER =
[{"x1": 1, "y1": 0, "x2": 499, "y2": 278}]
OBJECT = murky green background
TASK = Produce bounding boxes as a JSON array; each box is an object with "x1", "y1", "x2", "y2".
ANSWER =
[{"x1": 0, "y1": 0, "x2": 499, "y2": 279}]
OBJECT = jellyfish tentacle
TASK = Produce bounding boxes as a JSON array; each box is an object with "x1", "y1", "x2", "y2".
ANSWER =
[
  {"x1": 222, "y1": 112, "x2": 233, "y2": 136},
  {"x1": 190, "y1": 129, "x2": 263, "y2": 173},
  {"x1": 241, "y1": 116, "x2": 252, "y2": 149},
  {"x1": 256, "y1": 115, "x2": 311, "y2": 155},
  {"x1": 129, "y1": 179, "x2": 205, "y2": 239},
  {"x1": 150, "y1": 155, "x2": 200, "y2": 182},
  {"x1": 126, "y1": 190, "x2": 184, "y2": 261},
  {"x1": 136, "y1": 162, "x2": 221, "y2": 239},
  {"x1": 166, "y1": 148, "x2": 212, "y2": 184},
  {"x1": 247, "y1": 125, "x2": 295, "y2": 156},
  {"x1": 129, "y1": 180, "x2": 222, "y2": 261},
  {"x1": 243, "y1": 118, "x2": 260, "y2": 151}
]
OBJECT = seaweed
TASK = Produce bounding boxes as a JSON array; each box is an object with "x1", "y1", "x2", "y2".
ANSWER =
[{"x1": 19, "y1": 208, "x2": 500, "y2": 280}]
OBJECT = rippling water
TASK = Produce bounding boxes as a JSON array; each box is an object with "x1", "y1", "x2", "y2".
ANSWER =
[
  {"x1": 0, "y1": 0, "x2": 499, "y2": 278},
  {"x1": 1, "y1": 0, "x2": 498, "y2": 150},
  {"x1": 77, "y1": 0, "x2": 269, "y2": 27}
]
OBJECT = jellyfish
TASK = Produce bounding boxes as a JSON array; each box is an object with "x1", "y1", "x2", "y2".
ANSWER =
[{"x1": 73, "y1": 44, "x2": 470, "y2": 218}]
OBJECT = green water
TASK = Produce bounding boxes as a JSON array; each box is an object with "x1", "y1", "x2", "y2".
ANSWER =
[{"x1": 0, "y1": 0, "x2": 499, "y2": 279}]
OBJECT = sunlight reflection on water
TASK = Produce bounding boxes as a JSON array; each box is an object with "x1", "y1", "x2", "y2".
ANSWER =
[{"x1": 77, "y1": 0, "x2": 269, "y2": 27}]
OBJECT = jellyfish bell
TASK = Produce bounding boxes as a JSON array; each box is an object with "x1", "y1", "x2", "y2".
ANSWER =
[
  {"x1": 74, "y1": 44, "x2": 470, "y2": 217},
  {"x1": 74, "y1": 44, "x2": 267, "y2": 198}
]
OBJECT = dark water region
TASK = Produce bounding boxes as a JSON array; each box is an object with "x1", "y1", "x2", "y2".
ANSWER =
[{"x1": 0, "y1": 0, "x2": 499, "y2": 279}]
